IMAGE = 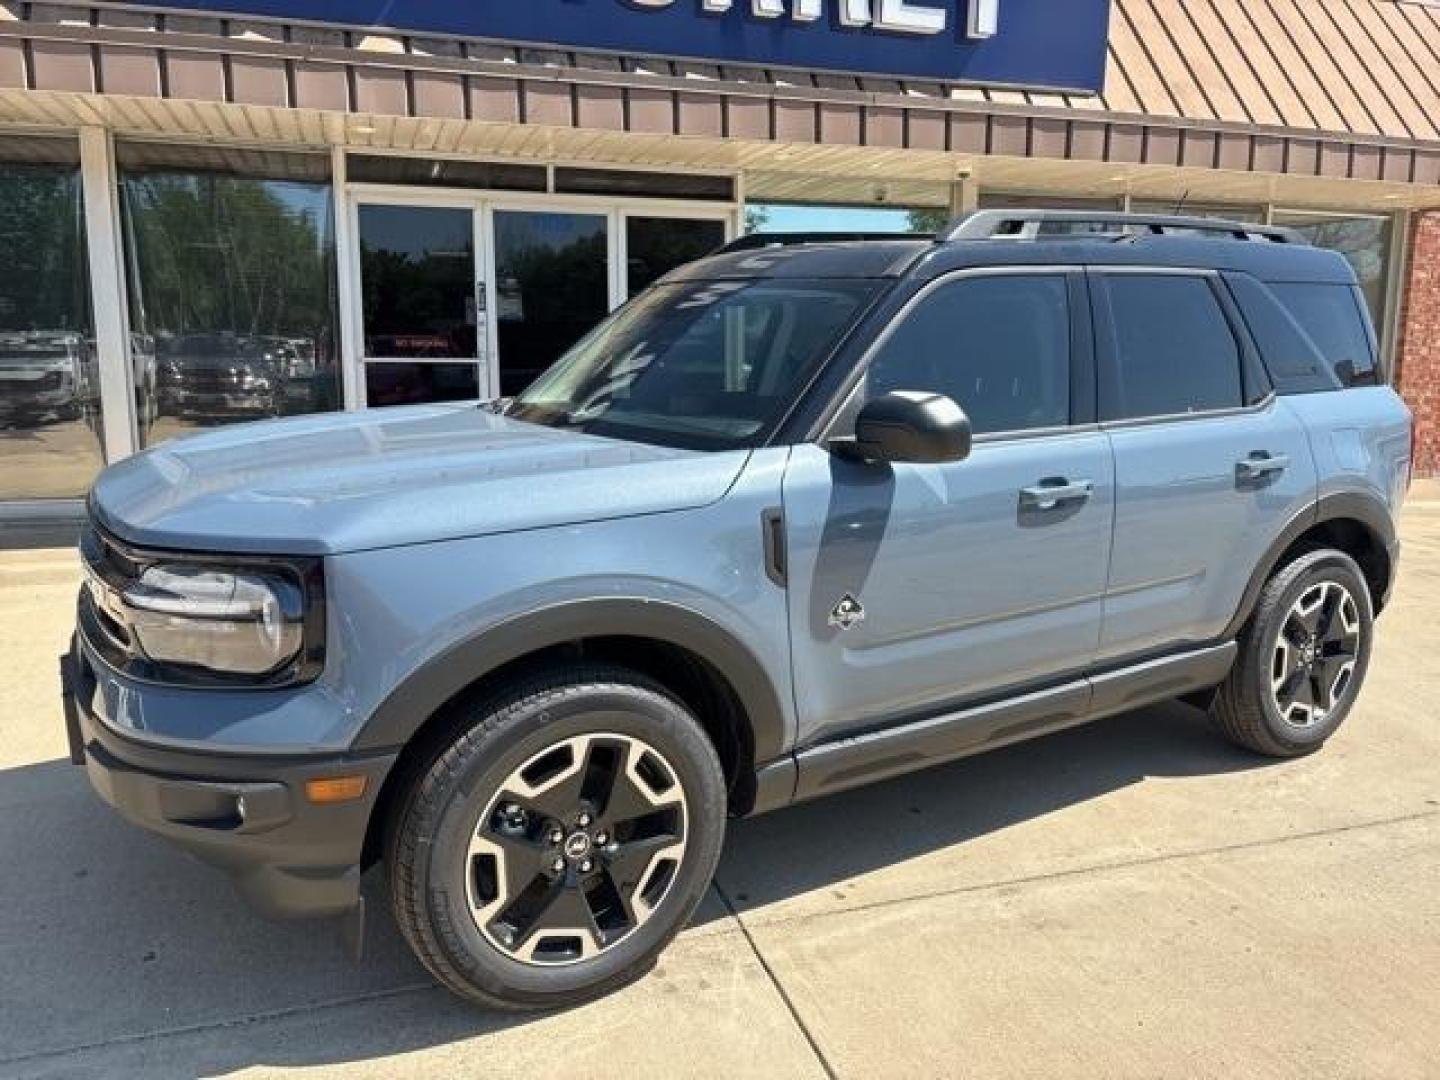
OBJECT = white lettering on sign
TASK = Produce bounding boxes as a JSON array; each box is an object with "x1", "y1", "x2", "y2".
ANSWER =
[{"x1": 624, "y1": 0, "x2": 999, "y2": 40}]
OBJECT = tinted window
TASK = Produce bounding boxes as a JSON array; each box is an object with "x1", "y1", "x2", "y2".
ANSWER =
[
  {"x1": 1103, "y1": 275, "x2": 1242, "y2": 419},
  {"x1": 510, "y1": 279, "x2": 878, "y2": 451},
  {"x1": 866, "y1": 275, "x2": 1071, "y2": 435},
  {"x1": 1224, "y1": 273, "x2": 1340, "y2": 395},
  {"x1": 1269, "y1": 282, "x2": 1377, "y2": 387}
]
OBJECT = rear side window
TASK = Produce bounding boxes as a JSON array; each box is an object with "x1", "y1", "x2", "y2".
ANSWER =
[
  {"x1": 1099, "y1": 274, "x2": 1244, "y2": 420},
  {"x1": 865, "y1": 274, "x2": 1071, "y2": 436},
  {"x1": 1224, "y1": 273, "x2": 1342, "y2": 395},
  {"x1": 1268, "y1": 282, "x2": 1378, "y2": 387}
]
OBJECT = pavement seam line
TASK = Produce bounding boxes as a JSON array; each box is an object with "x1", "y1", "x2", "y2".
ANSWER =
[
  {"x1": 737, "y1": 806, "x2": 1440, "y2": 931},
  {"x1": 0, "y1": 981, "x2": 440, "y2": 1070},
  {"x1": 713, "y1": 879, "x2": 841, "y2": 1080}
]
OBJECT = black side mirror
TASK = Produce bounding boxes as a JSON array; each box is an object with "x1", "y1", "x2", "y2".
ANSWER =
[{"x1": 830, "y1": 390, "x2": 972, "y2": 465}]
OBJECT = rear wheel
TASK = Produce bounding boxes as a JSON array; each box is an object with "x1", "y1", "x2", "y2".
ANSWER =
[
  {"x1": 1212, "y1": 549, "x2": 1374, "y2": 757},
  {"x1": 386, "y1": 666, "x2": 726, "y2": 1009}
]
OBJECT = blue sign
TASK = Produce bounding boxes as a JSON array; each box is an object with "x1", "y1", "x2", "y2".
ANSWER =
[{"x1": 118, "y1": 0, "x2": 1112, "y2": 93}]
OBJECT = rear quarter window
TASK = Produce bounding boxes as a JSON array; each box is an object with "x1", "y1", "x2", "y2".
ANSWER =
[
  {"x1": 1267, "y1": 281, "x2": 1379, "y2": 388},
  {"x1": 1224, "y1": 273, "x2": 1342, "y2": 395}
]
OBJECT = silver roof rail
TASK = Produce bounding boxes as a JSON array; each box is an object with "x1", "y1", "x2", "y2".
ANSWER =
[{"x1": 940, "y1": 209, "x2": 1307, "y2": 245}]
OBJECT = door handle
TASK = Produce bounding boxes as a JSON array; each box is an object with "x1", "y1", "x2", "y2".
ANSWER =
[
  {"x1": 1019, "y1": 478, "x2": 1094, "y2": 511},
  {"x1": 1236, "y1": 452, "x2": 1290, "y2": 482}
]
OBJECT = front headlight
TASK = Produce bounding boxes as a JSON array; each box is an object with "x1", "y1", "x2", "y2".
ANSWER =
[
  {"x1": 79, "y1": 523, "x2": 325, "y2": 687},
  {"x1": 122, "y1": 564, "x2": 304, "y2": 676}
]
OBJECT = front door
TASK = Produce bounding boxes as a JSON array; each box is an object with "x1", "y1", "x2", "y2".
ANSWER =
[
  {"x1": 355, "y1": 199, "x2": 490, "y2": 408},
  {"x1": 491, "y1": 208, "x2": 612, "y2": 397},
  {"x1": 783, "y1": 270, "x2": 1115, "y2": 747},
  {"x1": 351, "y1": 193, "x2": 731, "y2": 406}
]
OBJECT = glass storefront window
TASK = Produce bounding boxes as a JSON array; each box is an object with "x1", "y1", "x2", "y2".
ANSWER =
[
  {"x1": 0, "y1": 137, "x2": 104, "y2": 500},
  {"x1": 1129, "y1": 200, "x2": 1266, "y2": 223},
  {"x1": 493, "y1": 210, "x2": 610, "y2": 396},
  {"x1": 118, "y1": 145, "x2": 341, "y2": 447},
  {"x1": 625, "y1": 217, "x2": 727, "y2": 296},
  {"x1": 1273, "y1": 211, "x2": 1393, "y2": 331},
  {"x1": 979, "y1": 194, "x2": 1124, "y2": 210},
  {"x1": 975, "y1": 193, "x2": 1127, "y2": 236}
]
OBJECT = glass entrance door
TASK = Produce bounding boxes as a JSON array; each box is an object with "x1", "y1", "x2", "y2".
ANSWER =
[
  {"x1": 356, "y1": 200, "x2": 486, "y2": 407},
  {"x1": 492, "y1": 209, "x2": 610, "y2": 397},
  {"x1": 351, "y1": 192, "x2": 734, "y2": 407}
]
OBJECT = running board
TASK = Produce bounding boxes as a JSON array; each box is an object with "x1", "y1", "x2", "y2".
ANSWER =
[{"x1": 789, "y1": 642, "x2": 1237, "y2": 803}]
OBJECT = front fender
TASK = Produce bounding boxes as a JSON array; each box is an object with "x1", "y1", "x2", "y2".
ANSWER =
[{"x1": 351, "y1": 596, "x2": 790, "y2": 765}]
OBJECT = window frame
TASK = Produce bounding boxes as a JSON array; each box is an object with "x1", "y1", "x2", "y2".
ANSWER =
[
  {"x1": 817, "y1": 266, "x2": 1095, "y2": 447},
  {"x1": 1089, "y1": 266, "x2": 1273, "y2": 429}
]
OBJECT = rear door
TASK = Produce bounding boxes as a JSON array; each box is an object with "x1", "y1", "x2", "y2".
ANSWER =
[
  {"x1": 781, "y1": 269, "x2": 1115, "y2": 747},
  {"x1": 1091, "y1": 268, "x2": 1318, "y2": 663}
]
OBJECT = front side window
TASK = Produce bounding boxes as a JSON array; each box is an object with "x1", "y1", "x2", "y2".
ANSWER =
[
  {"x1": 864, "y1": 274, "x2": 1071, "y2": 435},
  {"x1": 1101, "y1": 274, "x2": 1243, "y2": 420},
  {"x1": 508, "y1": 278, "x2": 879, "y2": 451}
]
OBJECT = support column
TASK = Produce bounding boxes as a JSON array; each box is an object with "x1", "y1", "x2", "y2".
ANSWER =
[
  {"x1": 78, "y1": 127, "x2": 136, "y2": 464},
  {"x1": 948, "y1": 171, "x2": 978, "y2": 219},
  {"x1": 1394, "y1": 211, "x2": 1440, "y2": 478},
  {"x1": 331, "y1": 144, "x2": 363, "y2": 411}
]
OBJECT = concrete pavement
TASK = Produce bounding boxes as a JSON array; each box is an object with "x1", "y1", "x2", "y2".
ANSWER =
[{"x1": 1, "y1": 508, "x2": 1437, "y2": 1078}]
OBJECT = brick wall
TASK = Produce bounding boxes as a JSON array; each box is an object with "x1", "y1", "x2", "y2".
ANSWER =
[{"x1": 1395, "y1": 211, "x2": 1440, "y2": 478}]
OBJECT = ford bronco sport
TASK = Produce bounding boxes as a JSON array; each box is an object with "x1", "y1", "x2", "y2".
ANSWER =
[{"x1": 61, "y1": 210, "x2": 1412, "y2": 1009}]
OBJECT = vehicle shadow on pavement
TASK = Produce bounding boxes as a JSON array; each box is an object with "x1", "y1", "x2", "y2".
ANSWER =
[
  {"x1": 0, "y1": 699, "x2": 1265, "y2": 1077},
  {"x1": 710, "y1": 698, "x2": 1266, "y2": 925}
]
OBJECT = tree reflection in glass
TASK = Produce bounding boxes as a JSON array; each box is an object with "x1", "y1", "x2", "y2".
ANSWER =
[{"x1": 121, "y1": 168, "x2": 341, "y2": 446}]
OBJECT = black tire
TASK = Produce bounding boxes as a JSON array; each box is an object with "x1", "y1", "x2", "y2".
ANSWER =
[
  {"x1": 1211, "y1": 548, "x2": 1374, "y2": 757},
  {"x1": 385, "y1": 665, "x2": 726, "y2": 1010}
]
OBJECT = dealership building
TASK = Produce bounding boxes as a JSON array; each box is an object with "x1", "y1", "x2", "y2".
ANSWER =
[{"x1": 1, "y1": 0, "x2": 1439, "y2": 530}]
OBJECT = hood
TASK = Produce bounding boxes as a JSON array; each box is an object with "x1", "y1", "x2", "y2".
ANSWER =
[{"x1": 90, "y1": 403, "x2": 748, "y2": 555}]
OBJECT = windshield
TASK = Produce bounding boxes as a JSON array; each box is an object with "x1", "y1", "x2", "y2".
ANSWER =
[{"x1": 507, "y1": 278, "x2": 881, "y2": 451}]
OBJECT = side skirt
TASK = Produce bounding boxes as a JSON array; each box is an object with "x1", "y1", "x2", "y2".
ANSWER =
[{"x1": 759, "y1": 641, "x2": 1237, "y2": 809}]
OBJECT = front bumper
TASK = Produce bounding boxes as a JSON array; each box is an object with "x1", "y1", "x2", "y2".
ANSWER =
[
  {"x1": 61, "y1": 643, "x2": 396, "y2": 921},
  {"x1": 161, "y1": 388, "x2": 276, "y2": 415}
]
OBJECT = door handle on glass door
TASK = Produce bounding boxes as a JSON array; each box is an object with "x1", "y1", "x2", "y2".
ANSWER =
[
  {"x1": 1236, "y1": 453, "x2": 1289, "y2": 482},
  {"x1": 1019, "y1": 478, "x2": 1094, "y2": 511}
]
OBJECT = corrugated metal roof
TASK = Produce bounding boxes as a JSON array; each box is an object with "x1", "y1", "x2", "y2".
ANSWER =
[{"x1": 1100, "y1": 0, "x2": 1440, "y2": 141}]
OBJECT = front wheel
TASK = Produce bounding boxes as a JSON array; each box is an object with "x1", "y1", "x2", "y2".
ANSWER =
[
  {"x1": 386, "y1": 666, "x2": 726, "y2": 1009},
  {"x1": 1211, "y1": 548, "x2": 1374, "y2": 757}
]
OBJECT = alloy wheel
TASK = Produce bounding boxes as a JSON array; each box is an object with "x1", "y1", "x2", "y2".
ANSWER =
[
  {"x1": 464, "y1": 732, "x2": 688, "y2": 966},
  {"x1": 1270, "y1": 581, "x2": 1362, "y2": 729}
]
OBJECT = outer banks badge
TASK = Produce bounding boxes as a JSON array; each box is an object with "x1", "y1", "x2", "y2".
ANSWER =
[{"x1": 829, "y1": 593, "x2": 866, "y2": 631}]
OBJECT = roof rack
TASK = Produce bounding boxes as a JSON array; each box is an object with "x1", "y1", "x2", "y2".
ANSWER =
[
  {"x1": 718, "y1": 231, "x2": 932, "y2": 253},
  {"x1": 940, "y1": 209, "x2": 1307, "y2": 245}
]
